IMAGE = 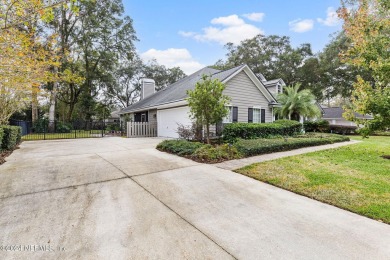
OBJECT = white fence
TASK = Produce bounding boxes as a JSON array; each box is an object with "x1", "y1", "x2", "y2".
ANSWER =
[{"x1": 127, "y1": 122, "x2": 157, "y2": 138}]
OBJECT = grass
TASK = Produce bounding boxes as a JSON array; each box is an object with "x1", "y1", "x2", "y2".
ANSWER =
[
  {"x1": 22, "y1": 130, "x2": 103, "y2": 140},
  {"x1": 236, "y1": 136, "x2": 390, "y2": 223}
]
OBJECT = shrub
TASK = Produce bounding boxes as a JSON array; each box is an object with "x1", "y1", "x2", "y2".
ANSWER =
[
  {"x1": 372, "y1": 130, "x2": 390, "y2": 136},
  {"x1": 235, "y1": 134, "x2": 350, "y2": 157},
  {"x1": 304, "y1": 120, "x2": 330, "y2": 132},
  {"x1": 156, "y1": 140, "x2": 204, "y2": 156},
  {"x1": 56, "y1": 122, "x2": 72, "y2": 133},
  {"x1": 176, "y1": 123, "x2": 195, "y2": 140},
  {"x1": 32, "y1": 118, "x2": 48, "y2": 133},
  {"x1": 222, "y1": 120, "x2": 302, "y2": 143},
  {"x1": 193, "y1": 144, "x2": 241, "y2": 163},
  {"x1": 0, "y1": 125, "x2": 22, "y2": 151},
  {"x1": 0, "y1": 128, "x2": 4, "y2": 148},
  {"x1": 329, "y1": 125, "x2": 357, "y2": 135}
]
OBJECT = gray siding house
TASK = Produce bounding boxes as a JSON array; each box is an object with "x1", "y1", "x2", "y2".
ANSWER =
[
  {"x1": 119, "y1": 64, "x2": 283, "y2": 138},
  {"x1": 322, "y1": 107, "x2": 373, "y2": 126}
]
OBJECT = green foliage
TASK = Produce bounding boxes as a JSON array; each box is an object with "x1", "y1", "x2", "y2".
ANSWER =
[
  {"x1": 187, "y1": 75, "x2": 230, "y2": 143},
  {"x1": 193, "y1": 144, "x2": 241, "y2": 163},
  {"x1": 215, "y1": 35, "x2": 312, "y2": 86},
  {"x1": 32, "y1": 118, "x2": 48, "y2": 133},
  {"x1": 156, "y1": 140, "x2": 204, "y2": 156},
  {"x1": 142, "y1": 60, "x2": 186, "y2": 91},
  {"x1": 56, "y1": 122, "x2": 72, "y2": 133},
  {"x1": 106, "y1": 124, "x2": 121, "y2": 132},
  {"x1": 329, "y1": 125, "x2": 357, "y2": 135},
  {"x1": 372, "y1": 130, "x2": 390, "y2": 136},
  {"x1": 0, "y1": 127, "x2": 4, "y2": 148},
  {"x1": 0, "y1": 125, "x2": 22, "y2": 151},
  {"x1": 303, "y1": 120, "x2": 330, "y2": 132},
  {"x1": 222, "y1": 120, "x2": 302, "y2": 143},
  {"x1": 276, "y1": 84, "x2": 321, "y2": 120},
  {"x1": 339, "y1": 0, "x2": 390, "y2": 134},
  {"x1": 235, "y1": 134, "x2": 350, "y2": 157}
]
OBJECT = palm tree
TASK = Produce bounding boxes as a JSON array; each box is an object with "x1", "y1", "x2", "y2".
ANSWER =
[{"x1": 276, "y1": 84, "x2": 321, "y2": 121}]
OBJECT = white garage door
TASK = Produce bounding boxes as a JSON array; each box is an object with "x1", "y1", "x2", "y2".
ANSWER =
[{"x1": 157, "y1": 106, "x2": 192, "y2": 138}]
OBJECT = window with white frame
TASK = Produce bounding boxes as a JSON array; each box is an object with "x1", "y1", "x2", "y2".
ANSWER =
[
  {"x1": 223, "y1": 106, "x2": 233, "y2": 123},
  {"x1": 253, "y1": 108, "x2": 261, "y2": 123}
]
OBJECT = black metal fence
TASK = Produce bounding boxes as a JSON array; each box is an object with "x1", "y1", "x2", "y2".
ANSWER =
[{"x1": 10, "y1": 119, "x2": 106, "y2": 140}]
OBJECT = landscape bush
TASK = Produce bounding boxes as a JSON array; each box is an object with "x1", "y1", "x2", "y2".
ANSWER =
[
  {"x1": 193, "y1": 144, "x2": 241, "y2": 163},
  {"x1": 0, "y1": 125, "x2": 22, "y2": 151},
  {"x1": 329, "y1": 125, "x2": 357, "y2": 135},
  {"x1": 56, "y1": 121, "x2": 72, "y2": 133},
  {"x1": 235, "y1": 134, "x2": 350, "y2": 157},
  {"x1": 176, "y1": 123, "x2": 195, "y2": 140},
  {"x1": 303, "y1": 120, "x2": 330, "y2": 132},
  {"x1": 222, "y1": 120, "x2": 302, "y2": 142},
  {"x1": 372, "y1": 130, "x2": 390, "y2": 136},
  {"x1": 0, "y1": 127, "x2": 4, "y2": 149},
  {"x1": 156, "y1": 139, "x2": 204, "y2": 156}
]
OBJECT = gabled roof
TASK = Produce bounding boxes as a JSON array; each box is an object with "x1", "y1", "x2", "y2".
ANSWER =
[
  {"x1": 322, "y1": 107, "x2": 373, "y2": 119},
  {"x1": 119, "y1": 64, "x2": 278, "y2": 114},
  {"x1": 263, "y1": 78, "x2": 285, "y2": 88}
]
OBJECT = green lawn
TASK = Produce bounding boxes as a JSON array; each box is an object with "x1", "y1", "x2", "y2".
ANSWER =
[
  {"x1": 22, "y1": 130, "x2": 103, "y2": 140},
  {"x1": 236, "y1": 136, "x2": 390, "y2": 223}
]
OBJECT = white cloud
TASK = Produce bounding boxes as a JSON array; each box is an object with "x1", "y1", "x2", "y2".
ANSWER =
[
  {"x1": 289, "y1": 19, "x2": 314, "y2": 33},
  {"x1": 317, "y1": 7, "x2": 340, "y2": 26},
  {"x1": 243, "y1": 12, "x2": 265, "y2": 22},
  {"x1": 211, "y1": 14, "x2": 245, "y2": 26},
  {"x1": 140, "y1": 48, "x2": 204, "y2": 75},
  {"x1": 179, "y1": 14, "x2": 264, "y2": 45}
]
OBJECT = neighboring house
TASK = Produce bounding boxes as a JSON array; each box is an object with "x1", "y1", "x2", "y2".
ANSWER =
[
  {"x1": 322, "y1": 106, "x2": 373, "y2": 126},
  {"x1": 119, "y1": 64, "x2": 283, "y2": 138},
  {"x1": 105, "y1": 110, "x2": 120, "y2": 124}
]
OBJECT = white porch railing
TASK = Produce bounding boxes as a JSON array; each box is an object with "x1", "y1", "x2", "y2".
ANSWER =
[{"x1": 127, "y1": 122, "x2": 157, "y2": 138}]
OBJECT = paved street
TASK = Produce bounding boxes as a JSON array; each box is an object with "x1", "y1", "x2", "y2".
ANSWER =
[{"x1": 0, "y1": 137, "x2": 389, "y2": 259}]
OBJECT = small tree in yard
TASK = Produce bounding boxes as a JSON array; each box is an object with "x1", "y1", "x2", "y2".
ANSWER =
[{"x1": 187, "y1": 75, "x2": 230, "y2": 144}]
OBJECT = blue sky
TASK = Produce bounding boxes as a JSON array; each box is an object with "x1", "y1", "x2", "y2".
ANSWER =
[{"x1": 123, "y1": 0, "x2": 342, "y2": 74}]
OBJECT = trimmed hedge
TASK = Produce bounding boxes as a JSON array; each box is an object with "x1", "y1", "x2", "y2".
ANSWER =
[
  {"x1": 235, "y1": 134, "x2": 350, "y2": 157},
  {"x1": 0, "y1": 125, "x2": 22, "y2": 151},
  {"x1": 222, "y1": 119, "x2": 302, "y2": 143},
  {"x1": 193, "y1": 144, "x2": 241, "y2": 163},
  {"x1": 304, "y1": 120, "x2": 330, "y2": 132},
  {"x1": 329, "y1": 125, "x2": 357, "y2": 134},
  {"x1": 156, "y1": 139, "x2": 204, "y2": 156},
  {"x1": 372, "y1": 131, "x2": 390, "y2": 136}
]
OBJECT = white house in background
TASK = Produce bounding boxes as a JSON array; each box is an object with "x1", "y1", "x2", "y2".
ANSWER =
[
  {"x1": 119, "y1": 64, "x2": 284, "y2": 138},
  {"x1": 322, "y1": 106, "x2": 373, "y2": 126}
]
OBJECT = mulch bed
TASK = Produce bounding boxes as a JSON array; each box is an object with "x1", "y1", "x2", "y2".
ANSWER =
[{"x1": 0, "y1": 146, "x2": 19, "y2": 165}]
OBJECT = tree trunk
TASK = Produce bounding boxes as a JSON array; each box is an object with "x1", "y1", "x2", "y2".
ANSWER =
[
  {"x1": 67, "y1": 103, "x2": 74, "y2": 122},
  {"x1": 48, "y1": 68, "x2": 58, "y2": 132},
  {"x1": 206, "y1": 122, "x2": 210, "y2": 144},
  {"x1": 31, "y1": 84, "x2": 38, "y2": 122}
]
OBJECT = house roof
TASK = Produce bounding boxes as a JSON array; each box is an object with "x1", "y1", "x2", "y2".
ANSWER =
[
  {"x1": 322, "y1": 107, "x2": 373, "y2": 119},
  {"x1": 263, "y1": 79, "x2": 285, "y2": 88},
  {"x1": 120, "y1": 64, "x2": 277, "y2": 114}
]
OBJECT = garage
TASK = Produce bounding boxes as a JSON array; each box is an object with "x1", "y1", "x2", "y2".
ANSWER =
[{"x1": 157, "y1": 106, "x2": 192, "y2": 138}]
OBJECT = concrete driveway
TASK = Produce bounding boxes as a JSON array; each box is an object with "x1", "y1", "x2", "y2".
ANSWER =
[{"x1": 0, "y1": 137, "x2": 389, "y2": 259}]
